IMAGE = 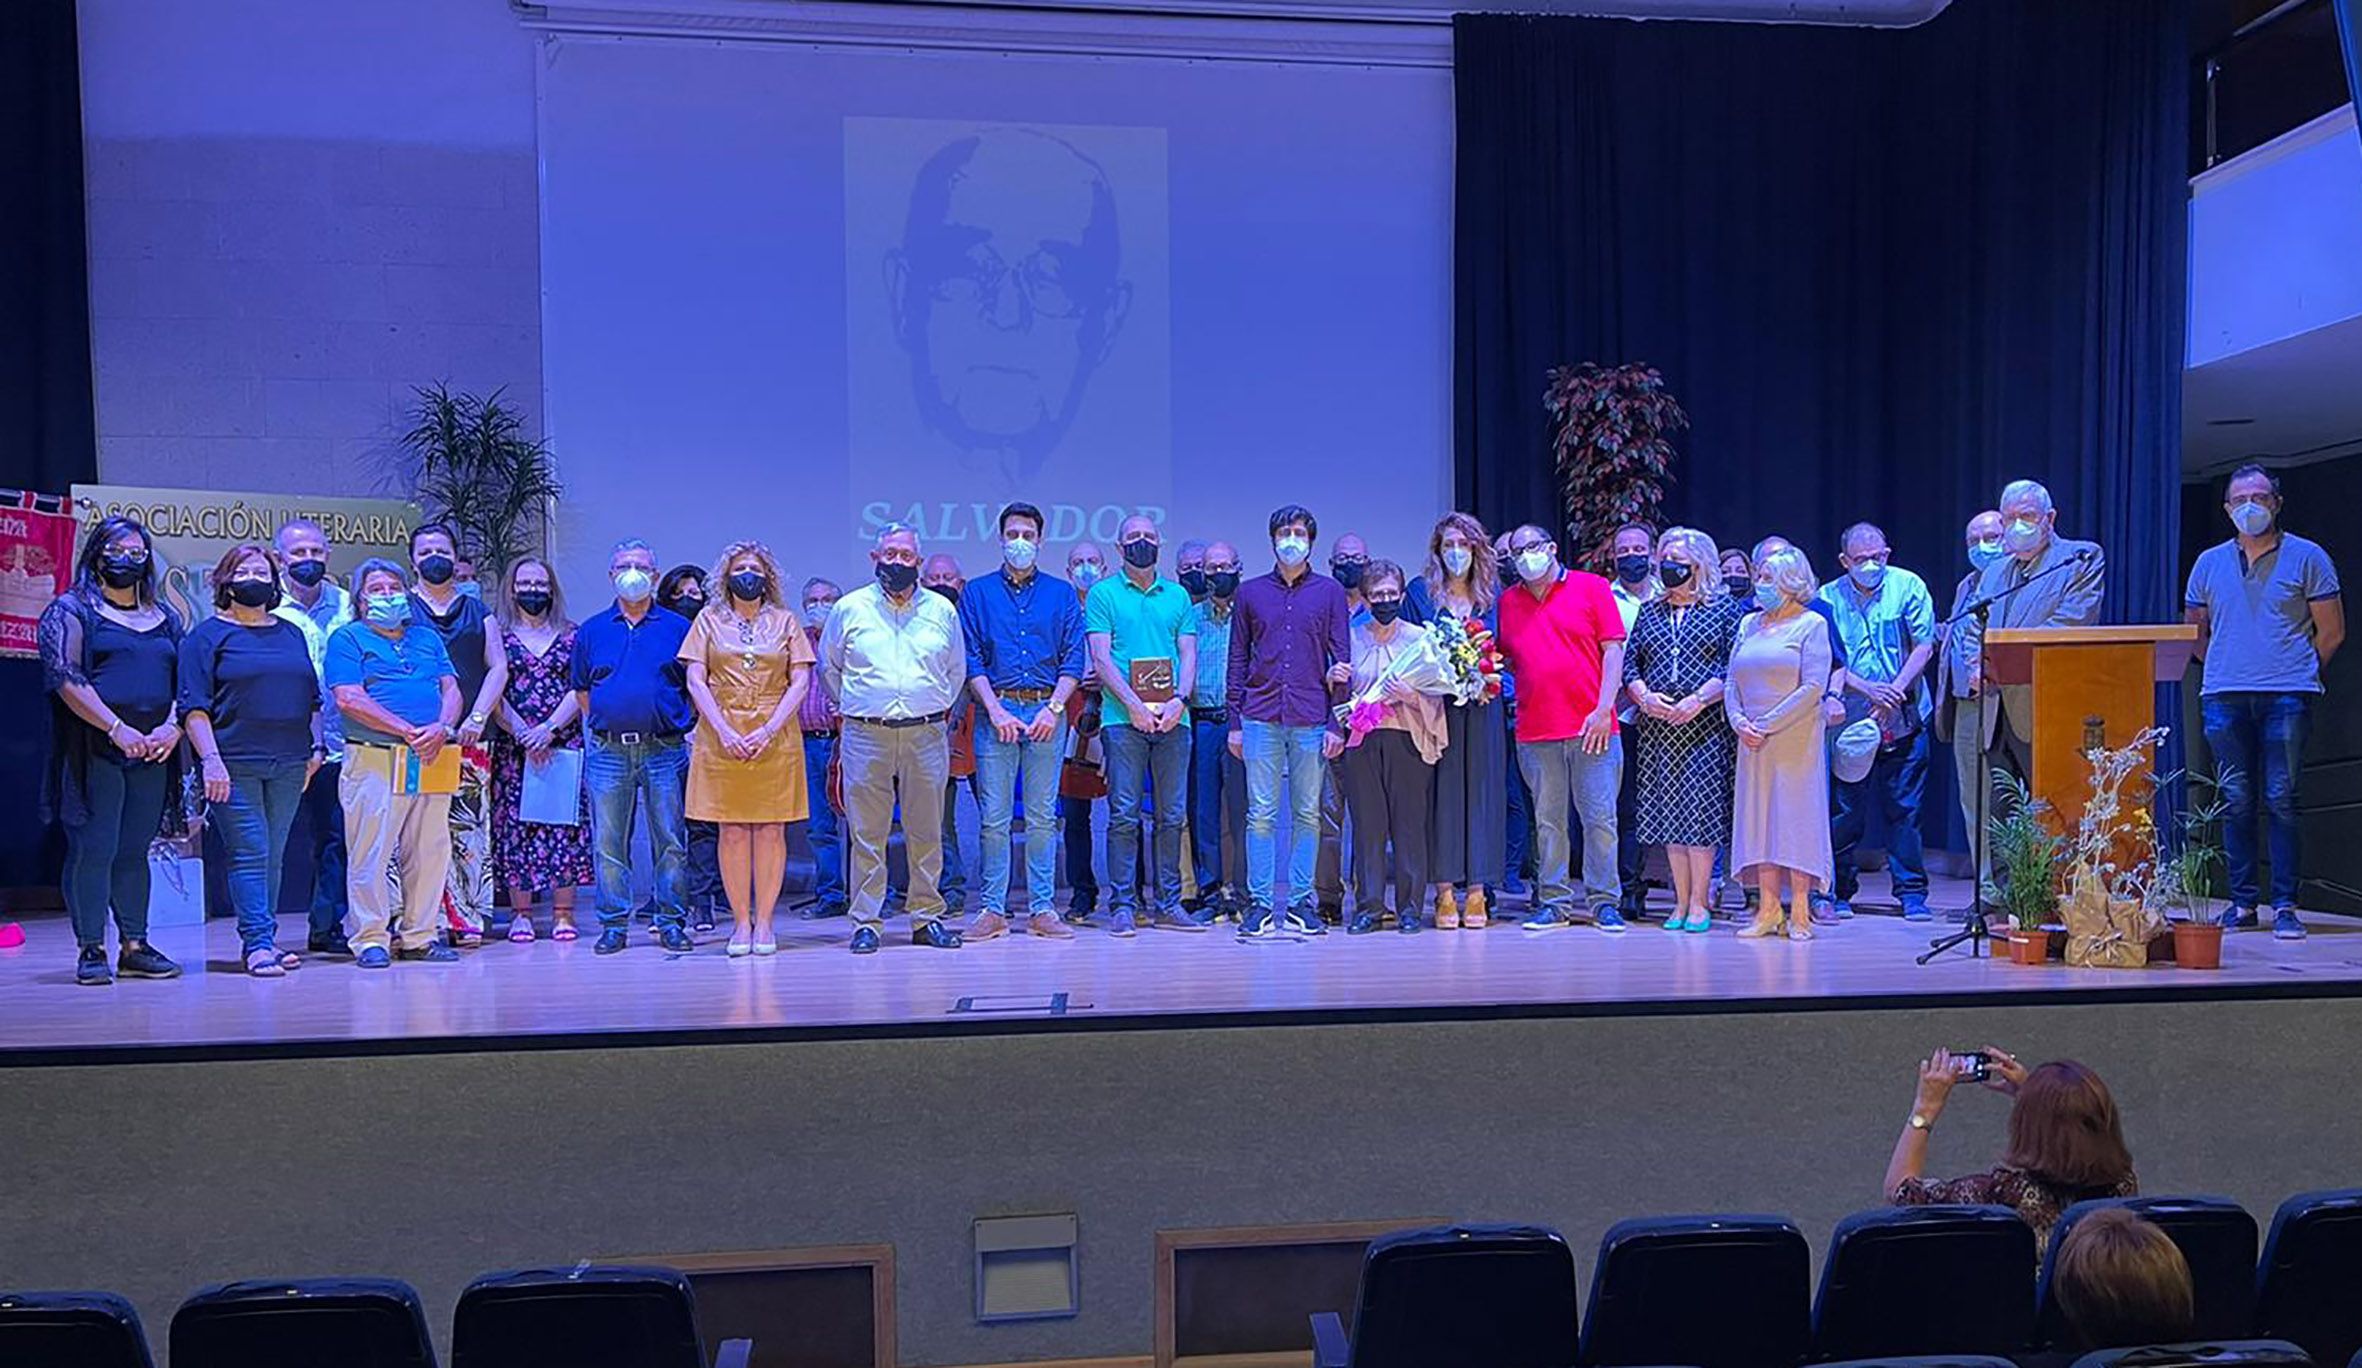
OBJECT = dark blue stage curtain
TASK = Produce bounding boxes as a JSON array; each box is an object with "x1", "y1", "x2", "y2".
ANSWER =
[
  {"x1": 1452, "y1": 0, "x2": 2189, "y2": 630},
  {"x1": 0, "y1": 0, "x2": 97, "y2": 891}
]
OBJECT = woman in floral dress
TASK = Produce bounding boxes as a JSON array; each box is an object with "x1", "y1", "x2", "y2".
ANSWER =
[{"x1": 491, "y1": 557, "x2": 594, "y2": 940}]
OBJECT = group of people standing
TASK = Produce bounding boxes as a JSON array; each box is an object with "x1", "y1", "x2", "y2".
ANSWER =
[{"x1": 38, "y1": 464, "x2": 2339, "y2": 979}]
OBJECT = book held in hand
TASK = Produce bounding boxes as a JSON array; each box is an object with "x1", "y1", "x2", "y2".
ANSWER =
[{"x1": 1129, "y1": 656, "x2": 1176, "y2": 706}]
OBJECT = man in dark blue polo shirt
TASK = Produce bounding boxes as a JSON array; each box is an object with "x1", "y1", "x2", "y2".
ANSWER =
[{"x1": 571, "y1": 537, "x2": 696, "y2": 956}]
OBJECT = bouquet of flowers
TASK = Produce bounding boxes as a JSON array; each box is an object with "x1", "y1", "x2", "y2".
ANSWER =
[{"x1": 1333, "y1": 615, "x2": 1494, "y2": 745}]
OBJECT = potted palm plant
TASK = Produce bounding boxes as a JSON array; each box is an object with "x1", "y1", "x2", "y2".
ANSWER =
[
  {"x1": 1988, "y1": 771, "x2": 2066, "y2": 964},
  {"x1": 398, "y1": 383, "x2": 561, "y2": 583},
  {"x1": 1547, "y1": 362, "x2": 1688, "y2": 573},
  {"x1": 2154, "y1": 769, "x2": 2230, "y2": 970}
]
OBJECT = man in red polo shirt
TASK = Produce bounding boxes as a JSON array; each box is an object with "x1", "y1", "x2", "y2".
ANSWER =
[{"x1": 1495, "y1": 523, "x2": 1630, "y2": 932}]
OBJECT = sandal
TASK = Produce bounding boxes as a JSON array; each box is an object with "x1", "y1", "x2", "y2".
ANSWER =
[
  {"x1": 552, "y1": 921, "x2": 578, "y2": 942},
  {"x1": 508, "y1": 916, "x2": 537, "y2": 944},
  {"x1": 245, "y1": 947, "x2": 288, "y2": 978}
]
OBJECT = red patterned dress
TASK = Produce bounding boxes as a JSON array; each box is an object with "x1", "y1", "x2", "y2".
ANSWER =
[{"x1": 491, "y1": 624, "x2": 593, "y2": 891}]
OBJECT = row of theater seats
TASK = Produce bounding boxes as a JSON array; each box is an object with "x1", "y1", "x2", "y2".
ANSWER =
[
  {"x1": 0, "y1": 1265, "x2": 744, "y2": 1368},
  {"x1": 1312, "y1": 1191, "x2": 2362, "y2": 1368}
]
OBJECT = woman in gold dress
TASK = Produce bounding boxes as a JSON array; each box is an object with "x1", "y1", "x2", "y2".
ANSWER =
[{"x1": 680, "y1": 540, "x2": 813, "y2": 956}]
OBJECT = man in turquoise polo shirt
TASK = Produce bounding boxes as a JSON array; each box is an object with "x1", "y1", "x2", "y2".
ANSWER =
[{"x1": 1085, "y1": 514, "x2": 1200, "y2": 937}]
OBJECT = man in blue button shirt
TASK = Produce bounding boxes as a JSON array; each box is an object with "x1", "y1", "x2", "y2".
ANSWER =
[
  {"x1": 956, "y1": 501, "x2": 1087, "y2": 941},
  {"x1": 570, "y1": 537, "x2": 696, "y2": 956},
  {"x1": 1818, "y1": 522, "x2": 1939, "y2": 924}
]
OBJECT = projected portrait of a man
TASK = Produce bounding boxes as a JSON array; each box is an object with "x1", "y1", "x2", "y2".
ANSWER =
[{"x1": 886, "y1": 129, "x2": 1132, "y2": 483}]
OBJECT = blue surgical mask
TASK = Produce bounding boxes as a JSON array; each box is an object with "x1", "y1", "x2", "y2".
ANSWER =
[
  {"x1": 2229, "y1": 502, "x2": 2273, "y2": 538},
  {"x1": 1071, "y1": 564, "x2": 1102, "y2": 591},
  {"x1": 1754, "y1": 582, "x2": 1784, "y2": 611},
  {"x1": 2002, "y1": 517, "x2": 2044, "y2": 555},
  {"x1": 1441, "y1": 545, "x2": 1473, "y2": 577},
  {"x1": 1968, "y1": 539, "x2": 2004, "y2": 572},
  {"x1": 364, "y1": 592, "x2": 412, "y2": 628},
  {"x1": 1004, "y1": 536, "x2": 1038, "y2": 570},
  {"x1": 1275, "y1": 535, "x2": 1311, "y2": 567},
  {"x1": 1848, "y1": 562, "x2": 1888, "y2": 591},
  {"x1": 455, "y1": 581, "x2": 482, "y2": 601}
]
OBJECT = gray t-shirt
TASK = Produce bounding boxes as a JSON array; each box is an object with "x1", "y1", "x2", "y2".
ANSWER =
[{"x1": 2184, "y1": 533, "x2": 2340, "y2": 696}]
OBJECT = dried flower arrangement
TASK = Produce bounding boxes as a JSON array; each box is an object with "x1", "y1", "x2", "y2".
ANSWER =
[{"x1": 2059, "y1": 725, "x2": 2170, "y2": 968}]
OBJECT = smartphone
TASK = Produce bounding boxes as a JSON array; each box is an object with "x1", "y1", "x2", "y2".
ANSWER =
[{"x1": 1954, "y1": 1051, "x2": 1992, "y2": 1083}]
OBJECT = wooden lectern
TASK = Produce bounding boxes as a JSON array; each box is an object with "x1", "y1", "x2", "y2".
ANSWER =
[{"x1": 1983, "y1": 625, "x2": 2199, "y2": 834}]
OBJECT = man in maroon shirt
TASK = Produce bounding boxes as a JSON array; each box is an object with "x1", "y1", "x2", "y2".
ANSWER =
[{"x1": 1225, "y1": 504, "x2": 1352, "y2": 939}]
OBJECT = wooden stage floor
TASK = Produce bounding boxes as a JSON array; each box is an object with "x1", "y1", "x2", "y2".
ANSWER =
[{"x1": 6, "y1": 873, "x2": 2361, "y2": 1059}]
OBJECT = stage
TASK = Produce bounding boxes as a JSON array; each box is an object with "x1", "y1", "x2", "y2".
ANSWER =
[{"x1": 6, "y1": 873, "x2": 2361, "y2": 1061}]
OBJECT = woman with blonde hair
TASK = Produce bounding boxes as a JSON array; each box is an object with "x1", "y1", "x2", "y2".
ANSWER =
[
  {"x1": 491, "y1": 556, "x2": 592, "y2": 942},
  {"x1": 680, "y1": 540, "x2": 814, "y2": 956},
  {"x1": 1622, "y1": 527, "x2": 1744, "y2": 932},
  {"x1": 1727, "y1": 543, "x2": 1835, "y2": 939},
  {"x1": 1406, "y1": 511, "x2": 1507, "y2": 929}
]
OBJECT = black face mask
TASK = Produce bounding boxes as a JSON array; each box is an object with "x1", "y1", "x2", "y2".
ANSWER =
[
  {"x1": 1368, "y1": 599, "x2": 1404, "y2": 625},
  {"x1": 1178, "y1": 569, "x2": 1209, "y2": 597},
  {"x1": 98, "y1": 555, "x2": 147, "y2": 590},
  {"x1": 1122, "y1": 539, "x2": 1160, "y2": 570},
  {"x1": 226, "y1": 578, "x2": 277, "y2": 609},
  {"x1": 929, "y1": 583, "x2": 960, "y2": 604},
  {"x1": 514, "y1": 590, "x2": 554, "y2": 618},
  {"x1": 1332, "y1": 560, "x2": 1368, "y2": 590},
  {"x1": 1208, "y1": 570, "x2": 1241, "y2": 598},
  {"x1": 417, "y1": 553, "x2": 456, "y2": 585},
  {"x1": 669, "y1": 593, "x2": 704, "y2": 617},
  {"x1": 1658, "y1": 561, "x2": 1695, "y2": 590},
  {"x1": 1725, "y1": 574, "x2": 1753, "y2": 600},
  {"x1": 287, "y1": 559, "x2": 328, "y2": 588},
  {"x1": 728, "y1": 570, "x2": 768, "y2": 602},
  {"x1": 1615, "y1": 554, "x2": 1653, "y2": 585},
  {"x1": 876, "y1": 561, "x2": 919, "y2": 594}
]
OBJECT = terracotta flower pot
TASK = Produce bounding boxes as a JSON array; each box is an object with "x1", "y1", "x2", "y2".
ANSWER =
[
  {"x1": 2005, "y1": 931, "x2": 2049, "y2": 965},
  {"x1": 2172, "y1": 920, "x2": 2225, "y2": 971}
]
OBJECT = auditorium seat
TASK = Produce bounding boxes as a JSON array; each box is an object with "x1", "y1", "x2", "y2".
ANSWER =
[
  {"x1": 2066, "y1": 1340, "x2": 2313, "y2": 1367},
  {"x1": 451, "y1": 1264, "x2": 748, "y2": 1368},
  {"x1": 2254, "y1": 1189, "x2": 2362, "y2": 1368},
  {"x1": 0, "y1": 1290, "x2": 155, "y2": 1368},
  {"x1": 2038, "y1": 1199, "x2": 2258, "y2": 1347},
  {"x1": 1813, "y1": 1206, "x2": 2035, "y2": 1362},
  {"x1": 1580, "y1": 1214, "x2": 1811, "y2": 1368},
  {"x1": 1308, "y1": 1223, "x2": 1579, "y2": 1368},
  {"x1": 1817, "y1": 1358, "x2": 2021, "y2": 1368},
  {"x1": 169, "y1": 1276, "x2": 435, "y2": 1368}
]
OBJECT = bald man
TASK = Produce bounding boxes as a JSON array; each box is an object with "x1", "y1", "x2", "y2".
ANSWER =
[{"x1": 1060, "y1": 541, "x2": 1109, "y2": 920}]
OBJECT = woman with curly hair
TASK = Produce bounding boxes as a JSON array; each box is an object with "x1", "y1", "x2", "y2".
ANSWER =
[
  {"x1": 680, "y1": 540, "x2": 813, "y2": 956},
  {"x1": 1405, "y1": 511, "x2": 1507, "y2": 929}
]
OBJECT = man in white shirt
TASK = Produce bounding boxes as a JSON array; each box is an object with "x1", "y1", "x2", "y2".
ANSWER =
[
  {"x1": 274, "y1": 518, "x2": 354, "y2": 955},
  {"x1": 820, "y1": 522, "x2": 969, "y2": 955}
]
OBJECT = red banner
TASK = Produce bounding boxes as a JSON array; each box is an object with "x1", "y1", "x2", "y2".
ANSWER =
[{"x1": 0, "y1": 490, "x2": 77, "y2": 659}]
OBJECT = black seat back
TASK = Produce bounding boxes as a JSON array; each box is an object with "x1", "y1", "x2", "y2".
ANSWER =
[
  {"x1": 452, "y1": 1265, "x2": 704, "y2": 1368},
  {"x1": 1346, "y1": 1224, "x2": 1577, "y2": 1368},
  {"x1": 1580, "y1": 1214, "x2": 1809, "y2": 1368},
  {"x1": 2069, "y1": 1339, "x2": 2314, "y2": 1368},
  {"x1": 1817, "y1": 1358, "x2": 2024, "y2": 1368},
  {"x1": 0, "y1": 1290, "x2": 155, "y2": 1368},
  {"x1": 1814, "y1": 1206, "x2": 2036, "y2": 1362},
  {"x1": 2254, "y1": 1188, "x2": 2362, "y2": 1368},
  {"x1": 2039, "y1": 1198, "x2": 2258, "y2": 1347},
  {"x1": 170, "y1": 1277, "x2": 435, "y2": 1368}
]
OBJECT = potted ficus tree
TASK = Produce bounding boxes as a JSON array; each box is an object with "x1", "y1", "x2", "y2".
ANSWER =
[
  {"x1": 397, "y1": 383, "x2": 561, "y2": 583},
  {"x1": 1988, "y1": 771, "x2": 2066, "y2": 964},
  {"x1": 2154, "y1": 769, "x2": 2230, "y2": 970},
  {"x1": 1547, "y1": 362, "x2": 1688, "y2": 573}
]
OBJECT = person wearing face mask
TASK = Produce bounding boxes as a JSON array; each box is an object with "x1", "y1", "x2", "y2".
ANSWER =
[
  {"x1": 273, "y1": 518, "x2": 354, "y2": 956},
  {"x1": 1182, "y1": 540, "x2": 1249, "y2": 921},
  {"x1": 1955, "y1": 479, "x2": 2107, "y2": 816},
  {"x1": 820, "y1": 522, "x2": 969, "y2": 954},
  {"x1": 1314, "y1": 532, "x2": 1376, "y2": 922},
  {"x1": 40, "y1": 516, "x2": 188, "y2": 986},
  {"x1": 916, "y1": 553, "x2": 978, "y2": 918},
  {"x1": 1176, "y1": 539, "x2": 1211, "y2": 605},
  {"x1": 1059, "y1": 542, "x2": 1111, "y2": 921},
  {"x1": 1495, "y1": 524, "x2": 1628, "y2": 932},
  {"x1": 1339, "y1": 561, "x2": 1445, "y2": 935},
  {"x1": 403, "y1": 522, "x2": 508, "y2": 949},
  {"x1": 1084, "y1": 515, "x2": 1201, "y2": 936},
  {"x1": 681, "y1": 540, "x2": 813, "y2": 957},
  {"x1": 326, "y1": 559, "x2": 466, "y2": 967},
  {"x1": 489, "y1": 558, "x2": 593, "y2": 944},
  {"x1": 651, "y1": 565, "x2": 722, "y2": 934},
  {"x1": 571, "y1": 538, "x2": 697, "y2": 956},
  {"x1": 1228, "y1": 505, "x2": 1352, "y2": 939},
  {"x1": 1818, "y1": 522, "x2": 1938, "y2": 924},
  {"x1": 453, "y1": 554, "x2": 481, "y2": 599},
  {"x1": 1932, "y1": 510, "x2": 2006, "y2": 895},
  {"x1": 795, "y1": 578, "x2": 848, "y2": 921},
  {"x1": 1605, "y1": 523, "x2": 1663, "y2": 921},
  {"x1": 2185, "y1": 464, "x2": 2345, "y2": 939},
  {"x1": 1620, "y1": 528, "x2": 1743, "y2": 934},
  {"x1": 955, "y1": 503, "x2": 1088, "y2": 941},
  {"x1": 1706, "y1": 544, "x2": 1764, "y2": 916},
  {"x1": 1727, "y1": 545, "x2": 1837, "y2": 940},
  {"x1": 1498, "y1": 531, "x2": 1538, "y2": 902},
  {"x1": 1404, "y1": 512, "x2": 1507, "y2": 929},
  {"x1": 180, "y1": 544, "x2": 324, "y2": 977}
]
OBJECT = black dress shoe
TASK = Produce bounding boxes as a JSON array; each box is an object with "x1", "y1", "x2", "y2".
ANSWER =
[
  {"x1": 850, "y1": 926, "x2": 881, "y2": 955},
  {"x1": 912, "y1": 921, "x2": 964, "y2": 949},
  {"x1": 594, "y1": 928, "x2": 630, "y2": 955},
  {"x1": 658, "y1": 926, "x2": 695, "y2": 953},
  {"x1": 800, "y1": 902, "x2": 849, "y2": 921},
  {"x1": 691, "y1": 907, "x2": 717, "y2": 933},
  {"x1": 307, "y1": 930, "x2": 353, "y2": 956},
  {"x1": 1346, "y1": 912, "x2": 1382, "y2": 936}
]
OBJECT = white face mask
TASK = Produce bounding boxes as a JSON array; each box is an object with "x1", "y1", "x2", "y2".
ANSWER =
[
  {"x1": 2002, "y1": 516, "x2": 2045, "y2": 556},
  {"x1": 1004, "y1": 536, "x2": 1038, "y2": 570},
  {"x1": 2229, "y1": 501, "x2": 2273, "y2": 538},
  {"x1": 1514, "y1": 547, "x2": 1554, "y2": 582},
  {"x1": 613, "y1": 567, "x2": 655, "y2": 603},
  {"x1": 1274, "y1": 535, "x2": 1310, "y2": 567},
  {"x1": 1441, "y1": 545, "x2": 1473, "y2": 578}
]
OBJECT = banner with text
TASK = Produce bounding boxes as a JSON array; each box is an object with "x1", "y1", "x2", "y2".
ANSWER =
[
  {"x1": 71, "y1": 484, "x2": 420, "y2": 627},
  {"x1": 0, "y1": 489, "x2": 79, "y2": 659}
]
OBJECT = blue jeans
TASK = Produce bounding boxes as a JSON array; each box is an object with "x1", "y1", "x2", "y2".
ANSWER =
[
  {"x1": 1189, "y1": 715, "x2": 1246, "y2": 898},
  {"x1": 1516, "y1": 737, "x2": 1623, "y2": 915},
  {"x1": 1103, "y1": 722, "x2": 1191, "y2": 917},
  {"x1": 1831, "y1": 728, "x2": 1930, "y2": 901},
  {"x1": 2202, "y1": 691, "x2": 2311, "y2": 909},
  {"x1": 802, "y1": 733, "x2": 845, "y2": 909},
  {"x1": 218, "y1": 757, "x2": 310, "y2": 954},
  {"x1": 587, "y1": 734, "x2": 689, "y2": 930},
  {"x1": 293, "y1": 760, "x2": 349, "y2": 936},
  {"x1": 1243, "y1": 720, "x2": 1328, "y2": 911},
  {"x1": 975, "y1": 711, "x2": 1068, "y2": 917}
]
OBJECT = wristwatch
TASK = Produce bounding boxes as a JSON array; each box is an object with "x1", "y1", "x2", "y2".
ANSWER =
[{"x1": 1909, "y1": 1113, "x2": 1933, "y2": 1132}]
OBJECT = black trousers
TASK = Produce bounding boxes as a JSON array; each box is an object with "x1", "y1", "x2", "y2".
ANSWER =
[{"x1": 1340, "y1": 729, "x2": 1434, "y2": 917}]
